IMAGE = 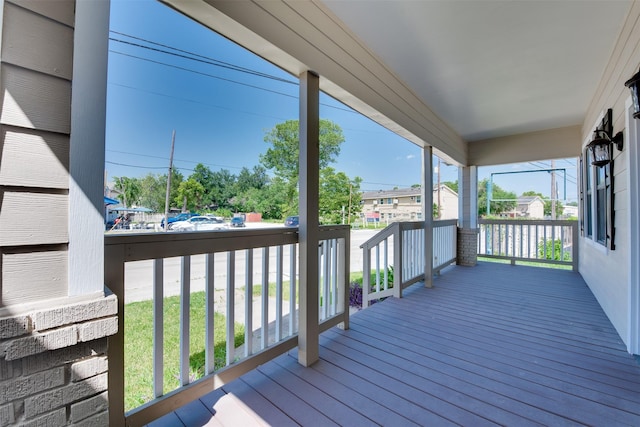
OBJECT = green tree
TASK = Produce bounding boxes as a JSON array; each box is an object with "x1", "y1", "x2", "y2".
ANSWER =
[
  {"x1": 113, "y1": 176, "x2": 141, "y2": 208},
  {"x1": 175, "y1": 178, "x2": 205, "y2": 212},
  {"x1": 190, "y1": 164, "x2": 216, "y2": 208},
  {"x1": 318, "y1": 167, "x2": 362, "y2": 224},
  {"x1": 478, "y1": 178, "x2": 516, "y2": 216},
  {"x1": 235, "y1": 165, "x2": 269, "y2": 193},
  {"x1": 443, "y1": 180, "x2": 458, "y2": 193},
  {"x1": 260, "y1": 119, "x2": 344, "y2": 209},
  {"x1": 137, "y1": 173, "x2": 166, "y2": 212},
  {"x1": 210, "y1": 169, "x2": 236, "y2": 210}
]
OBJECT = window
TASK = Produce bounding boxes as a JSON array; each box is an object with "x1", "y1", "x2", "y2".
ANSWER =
[
  {"x1": 416, "y1": 196, "x2": 421, "y2": 203},
  {"x1": 387, "y1": 198, "x2": 393, "y2": 204},
  {"x1": 581, "y1": 147, "x2": 614, "y2": 249},
  {"x1": 379, "y1": 198, "x2": 384, "y2": 205}
]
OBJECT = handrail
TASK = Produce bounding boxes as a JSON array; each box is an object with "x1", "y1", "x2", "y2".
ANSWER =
[
  {"x1": 106, "y1": 225, "x2": 350, "y2": 426},
  {"x1": 359, "y1": 220, "x2": 458, "y2": 307},
  {"x1": 477, "y1": 219, "x2": 578, "y2": 270}
]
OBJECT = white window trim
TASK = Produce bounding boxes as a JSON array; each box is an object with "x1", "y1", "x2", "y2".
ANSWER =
[{"x1": 626, "y1": 95, "x2": 639, "y2": 355}]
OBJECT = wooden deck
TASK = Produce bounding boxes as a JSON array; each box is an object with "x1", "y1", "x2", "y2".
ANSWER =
[{"x1": 147, "y1": 262, "x2": 640, "y2": 426}]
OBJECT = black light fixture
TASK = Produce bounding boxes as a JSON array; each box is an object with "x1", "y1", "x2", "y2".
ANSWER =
[
  {"x1": 586, "y1": 109, "x2": 623, "y2": 167},
  {"x1": 625, "y1": 66, "x2": 640, "y2": 119}
]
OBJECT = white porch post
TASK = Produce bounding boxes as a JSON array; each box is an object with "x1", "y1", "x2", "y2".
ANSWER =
[
  {"x1": 69, "y1": 0, "x2": 110, "y2": 296},
  {"x1": 422, "y1": 147, "x2": 434, "y2": 287},
  {"x1": 298, "y1": 70, "x2": 320, "y2": 366}
]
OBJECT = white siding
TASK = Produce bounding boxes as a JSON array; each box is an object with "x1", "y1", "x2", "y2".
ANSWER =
[
  {"x1": 579, "y1": 1, "x2": 640, "y2": 351},
  {"x1": 0, "y1": 126, "x2": 69, "y2": 188},
  {"x1": 0, "y1": 1, "x2": 74, "y2": 304}
]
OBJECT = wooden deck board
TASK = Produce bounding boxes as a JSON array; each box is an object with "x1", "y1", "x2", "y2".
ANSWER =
[{"x1": 157, "y1": 262, "x2": 640, "y2": 427}]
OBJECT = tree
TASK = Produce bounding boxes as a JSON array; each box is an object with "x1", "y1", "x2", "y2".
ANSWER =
[
  {"x1": 318, "y1": 167, "x2": 362, "y2": 224},
  {"x1": 260, "y1": 119, "x2": 344, "y2": 208},
  {"x1": 138, "y1": 173, "x2": 166, "y2": 212},
  {"x1": 113, "y1": 176, "x2": 141, "y2": 208},
  {"x1": 443, "y1": 180, "x2": 458, "y2": 193},
  {"x1": 477, "y1": 178, "x2": 516, "y2": 216},
  {"x1": 210, "y1": 169, "x2": 236, "y2": 210},
  {"x1": 235, "y1": 166, "x2": 269, "y2": 193},
  {"x1": 174, "y1": 178, "x2": 205, "y2": 212},
  {"x1": 190, "y1": 164, "x2": 216, "y2": 208}
]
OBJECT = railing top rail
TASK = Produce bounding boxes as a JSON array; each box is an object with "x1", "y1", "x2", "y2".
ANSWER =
[
  {"x1": 105, "y1": 227, "x2": 298, "y2": 262},
  {"x1": 434, "y1": 219, "x2": 458, "y2": 228},
  {"x1": 478, "y1": 219, "x2": 578, "y2": 226},
  {"x1": 105, "y1": 225, "x2": 351, "y2": 263},
  {"x1": 360, "y1": 222, "x2": 399, "y2": 249},
  {"x1": 359, "y1": 219, "x2": 459, "y2": 250},
  {"x1": 318, "y1": 224, "x2": 351, "y2": 239}
]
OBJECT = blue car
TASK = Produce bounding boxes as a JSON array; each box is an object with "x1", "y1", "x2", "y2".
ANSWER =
[
  {"x1": 284, "y1": 215, "x2": 299, "y2": 227},
  {"x1": 230, "y1": 217, "x2": 245, "y2": 227}
]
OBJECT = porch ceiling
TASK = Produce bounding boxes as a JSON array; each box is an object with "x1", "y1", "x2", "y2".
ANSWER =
[
  {"x1": 323, "y1": 0, "x2": 632, "y2": 142},
  {"x1": 163, "y1": 0, "x2": 632, "y2": 165}
]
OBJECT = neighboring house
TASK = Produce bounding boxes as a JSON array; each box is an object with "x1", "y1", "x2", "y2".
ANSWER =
[
  {"x1": 563, "y1": 204, "x2": 579, "y2": 218},
  {"x1": 1, "y1": 1, "x2": 640, "y2": 426},
  {"x1": 508, "y1": 196, "x2": 545, "y2": 219},
  {"x1": 361, "y1": 184, "x2": 458, "y2": 222}
]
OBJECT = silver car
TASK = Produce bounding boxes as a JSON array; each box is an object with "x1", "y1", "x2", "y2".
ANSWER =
[{"x1": 169, "y1": 216, "x2": 227, "y2": 231}]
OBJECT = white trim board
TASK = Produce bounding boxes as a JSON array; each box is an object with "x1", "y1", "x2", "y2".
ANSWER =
[{"x1": 626, "y1": 96, "x2": 639, "y2": 355}]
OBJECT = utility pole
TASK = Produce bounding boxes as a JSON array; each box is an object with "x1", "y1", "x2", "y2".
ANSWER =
[
  {"x1": 164, "y1": 130, "x2": 176, "y2": 232},
  {"x1": 551, "y1": 159, "x2": 556, "y2": 220}
]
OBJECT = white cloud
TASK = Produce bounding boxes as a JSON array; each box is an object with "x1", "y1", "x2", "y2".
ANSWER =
[{"x1": 406, "y1": 154, "x2": 416, "y2": 160}]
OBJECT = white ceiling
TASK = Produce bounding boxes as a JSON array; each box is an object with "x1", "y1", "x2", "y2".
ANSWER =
[{"x1": 322, "y1": 0, "x2": 632, "y2": 142}]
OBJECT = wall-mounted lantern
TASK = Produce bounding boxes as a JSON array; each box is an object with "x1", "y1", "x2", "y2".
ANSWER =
[
  {"x1": 587, "y1": 109, "x2": 623, "y2": 167},
  {"x1": 625, "y1": 67, "x2": 640, "y2": 119}
]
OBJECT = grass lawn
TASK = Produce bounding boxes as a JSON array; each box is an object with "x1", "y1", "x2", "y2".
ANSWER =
[
  {"x1": 124, "y1": 292, "x2": 244, "y2": 412},
  {"x1": 477, "y1": 256, "x2": 573, "y2": 270}
]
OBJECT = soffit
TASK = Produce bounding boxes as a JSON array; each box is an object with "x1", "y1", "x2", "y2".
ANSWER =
[{"x1": 322, "y1": 0, "x2": 632, "y2": 142}]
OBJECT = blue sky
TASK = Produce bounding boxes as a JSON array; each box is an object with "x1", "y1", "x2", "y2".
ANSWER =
[{"x1": 106, "y1": 0, "x2": 578, "y2": 201}]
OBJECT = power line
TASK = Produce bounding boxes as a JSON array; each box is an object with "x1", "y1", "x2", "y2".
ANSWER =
[
  {"x1": 106, "y1": 150, "x2": 245, "y2": 170},
  {"x1": 109, "y1": 31, "x2": 358, "y2": 115},
  {"x1": 110, "y1": 50, "x2": 299, "y2": 100},
  {"x1": 109, "y1": 31, "x2": 297, "y2": 85}
]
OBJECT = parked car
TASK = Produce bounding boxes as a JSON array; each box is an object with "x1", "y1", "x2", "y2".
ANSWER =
[
  {"x1": 284, "y1": 215, "x2": 299, "y2": 227},
  {"x1": 169, "y1": 216, "x2": 227, "y2": 231},
  {"x1": 230, "y1": 216, "x2": 245, "y2": 227},
  {"x1": 160, "y1": 212, "x2": 199, "y2": 229}
]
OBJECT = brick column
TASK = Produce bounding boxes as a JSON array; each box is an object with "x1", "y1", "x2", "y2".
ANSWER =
[
  {"x1": 457, "y1": 227, "x2": 478, "y2": 266},
  {"x1": 0, "y1": 295, "x2": 117, "y2": 426}
]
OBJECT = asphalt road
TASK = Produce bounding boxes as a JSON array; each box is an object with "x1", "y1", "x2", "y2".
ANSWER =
[{"x1": 123, "y1": 227, "x2": 381, "y2": 303}]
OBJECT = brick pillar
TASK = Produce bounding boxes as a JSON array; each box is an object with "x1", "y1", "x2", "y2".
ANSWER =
[
  {"x1": 457, "y1": 227, "x2": 478, "y2": 266},
  {"x1": 0, "y1": 295, "x2": 117, "y2": 426}
]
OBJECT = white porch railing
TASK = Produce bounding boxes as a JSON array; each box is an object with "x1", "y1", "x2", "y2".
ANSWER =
[
  {"x1": 105, "y1": 225, "x2": 350, "y2": 426},
  {"x1": 360, "y1": 220, "x2": 458, "y2": 307},
  {"x1": 477, "y1": 219, "x2": 578, "y2": 270}
]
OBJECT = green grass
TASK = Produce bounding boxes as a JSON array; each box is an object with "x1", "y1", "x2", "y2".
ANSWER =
[
  {"x1": 477, "y1": 256, "x2": 572, "y2": 270},
  {"x1": 124, "y1": 292, "x2": 244, "y2": 412}
]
